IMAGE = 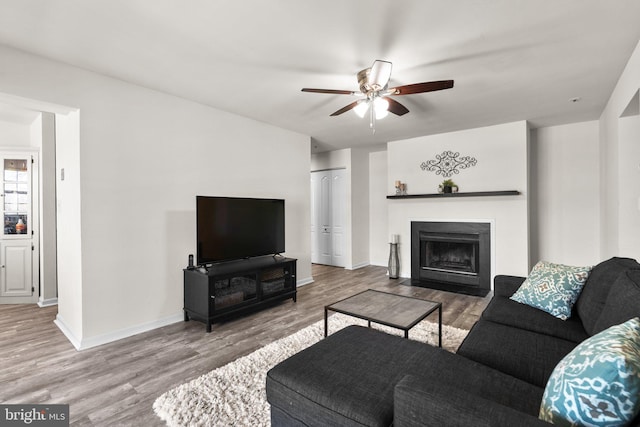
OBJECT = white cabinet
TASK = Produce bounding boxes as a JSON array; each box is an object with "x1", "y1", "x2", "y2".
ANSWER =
[{"x1": 0, "y1": 241, "x2": 32, "y2": 297}]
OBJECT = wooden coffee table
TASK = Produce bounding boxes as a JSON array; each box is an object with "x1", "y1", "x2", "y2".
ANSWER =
[{"x1": 324, "y1": 289, "x2": 442, "y2": 346}]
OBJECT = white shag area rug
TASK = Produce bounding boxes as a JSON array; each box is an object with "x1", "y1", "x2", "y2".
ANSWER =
[{"x1": 153, "y1": 313, "x2": 468, "y2": 427}]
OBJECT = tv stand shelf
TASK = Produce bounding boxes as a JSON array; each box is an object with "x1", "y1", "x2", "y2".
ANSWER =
[{"x1": 183, "y1": 256, "x2": 297, "y2": 332}]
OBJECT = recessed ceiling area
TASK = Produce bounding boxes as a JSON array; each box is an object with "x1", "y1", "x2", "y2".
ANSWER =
[{"x1": 0, "y1": 0, "x2": 638, "y2": 152}]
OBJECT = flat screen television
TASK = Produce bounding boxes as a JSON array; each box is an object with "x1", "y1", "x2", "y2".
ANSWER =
[{"x1": 196, "y1": 196, "x2": 285, "y2": 265}]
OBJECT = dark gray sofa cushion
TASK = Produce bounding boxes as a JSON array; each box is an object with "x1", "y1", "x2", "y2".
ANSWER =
[
  {"x1": 457, "y1": 319, "x2": 577, "y2": 387},
  {"x1": 592, "y1": 269, "x2": 640, "y2": 334},
  {"x1": 482, "y1": 296, "x2": 588, "y2": 343},
  {"x1": 267, "y1": 325, "x2": 435, "y2": 427},
  {"x1": 394, "y1": 375, "x2": 548, "y2": 427},
  {"x1": 395, "y1": 359, "x2": 545, "y2": 418},
  {"x1": 270, "y1": 405, "x2": 311, "y2": 427},
  {"x1": 267, "y1": 325, "x2": 505, "y2": 427},
  {"x1": 575, "y1": 257, "x2": 640, "y2": 335},
  {"x1": 493, "y1": 275, "x2": 526, "y2": 297}
]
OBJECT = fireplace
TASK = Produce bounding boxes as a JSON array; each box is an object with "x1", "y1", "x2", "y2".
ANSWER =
[{"x1": 411, "y1": 221, "x2": 490, "y2": 296}]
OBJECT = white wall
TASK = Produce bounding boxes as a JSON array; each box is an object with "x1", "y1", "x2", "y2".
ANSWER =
[
  {"x1": 54, "y1": 110, "x2": 84, "y2": 342},
  {"x1": 387, "y1": 121, "x2": 530, "y2": 279},
  {"x1": 530, "y1": 121, "x2": 600, "y2": 266},
  {"x1": 349, "y1": 148, "x2": 372, "y2": 269},
  {"x1": 600, "y1": 40, "x2": 640, "y2": 259},
  {"x1": 39, "y1": 112, "x2": 58, "y2": 306},
  {"x1": 0, "y1": 44, "x2": 311, "y2": 349},
  {"x1": 369, "y1": 150, "x2": 388, "y2": 266},
  {"x1": 0, "y1": 119, "x2": 32, "y2": 146},
  {"x1": 311, "y1": 149, "x2": 351, "y2": 171},
  {"x1": 618, "y1": 111, "x2": 640, "y2": 259}
]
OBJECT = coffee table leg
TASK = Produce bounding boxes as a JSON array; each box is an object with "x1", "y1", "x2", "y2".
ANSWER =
[
  {"x1": 438, "y1": 305, "x2": 442, "y2": 348},
  {"x1": 324, "y1": 308, "x2": 328, "y2": 337}
]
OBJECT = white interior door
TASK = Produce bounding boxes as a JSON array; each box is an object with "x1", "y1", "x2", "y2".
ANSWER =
[
  {"x1": 311, "y1": 171, "x2": 332, "y2": 265},
  {"x1": 310, "y1": 169, "x2": 346, "y2": 267},
  {"x1": 0, "y1": 152, "x2": 38, "y2": 303},
  {"x1": 330, "y1": 169, "x2": 346, "y2": 267}
]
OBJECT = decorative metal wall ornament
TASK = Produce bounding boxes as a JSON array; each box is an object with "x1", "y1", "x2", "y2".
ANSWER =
[{"x1": 420, "y1": 151, "x2": 477, "y2": 177}]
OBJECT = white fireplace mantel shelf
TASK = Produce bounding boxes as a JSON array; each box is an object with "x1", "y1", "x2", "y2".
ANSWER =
[{"x1": 386, "y1": 190, "x2": 520, "y2": 200}]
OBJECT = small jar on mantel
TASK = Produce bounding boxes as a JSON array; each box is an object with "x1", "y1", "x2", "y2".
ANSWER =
[{"x1": 395, "y1": 180, "x2": 402, "y2": 195}]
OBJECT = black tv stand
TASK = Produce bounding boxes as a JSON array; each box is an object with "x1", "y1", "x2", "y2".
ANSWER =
[{"x1": 183, "y1": 256, "x2": 297, "y2": 332}]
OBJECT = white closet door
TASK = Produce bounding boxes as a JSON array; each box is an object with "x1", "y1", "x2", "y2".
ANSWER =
[
  {"x1": 310, "y1": 169, "x2": 345, "y2": 267},
  {"x1": 330, "y1": 169, "x2": 346, "y2": 267}
]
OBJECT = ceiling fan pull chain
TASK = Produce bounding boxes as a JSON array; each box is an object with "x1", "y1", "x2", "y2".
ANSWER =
[{"x1": 370, "y1": 101, "x2": 376, "y2": 133}]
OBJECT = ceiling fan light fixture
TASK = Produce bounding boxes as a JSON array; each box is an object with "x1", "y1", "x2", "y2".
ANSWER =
[
  {"x1": 375, "y1": 108, "x2": 389, "y2": 120},
  {"x1": 354, "y1": 100, "x2": 369, "y2": 118},
  {"x1": 374, "y1": 97, "x2": 389, "y2": 119}
]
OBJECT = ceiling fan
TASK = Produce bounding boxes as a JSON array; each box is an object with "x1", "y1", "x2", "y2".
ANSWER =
[{"x1": 302, "y1": 60, "x2": 454, "y2": 131}]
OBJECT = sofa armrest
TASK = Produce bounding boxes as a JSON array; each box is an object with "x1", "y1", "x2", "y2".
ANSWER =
[
  {"x1": 494, "y1": 275, "x2": 526, "y2": 298},
  {"x1": 394, "y1": 375, "x2": 550, "y2": 427}
]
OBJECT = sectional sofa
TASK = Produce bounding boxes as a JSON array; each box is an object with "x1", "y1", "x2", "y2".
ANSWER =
[{"x1": 266, "y1": 257, "x2": 640, "y2": 426}]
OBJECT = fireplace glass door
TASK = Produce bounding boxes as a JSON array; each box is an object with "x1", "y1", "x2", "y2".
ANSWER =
[{"x1": 423, "y1": 240, "x2": 478, "y2": 275}]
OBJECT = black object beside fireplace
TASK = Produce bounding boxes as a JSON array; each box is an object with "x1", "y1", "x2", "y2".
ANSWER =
[{"x1": 411, "y1": 221, "x2": 490, "y2": 296}]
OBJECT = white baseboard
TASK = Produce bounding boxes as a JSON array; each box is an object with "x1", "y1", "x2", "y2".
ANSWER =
[
  {"x1": 346, "y1": 262, "x2": 370, "y2": 270},
  {"x1": 38, "y1": 297, "x2": 58, "y2": 307},
  {"x1": 54, "y1": 275, "x2": 314, "y2": 351},
  {"x1": 0, "y1": 296, "x2": 39, "y2": 304},
  {"x1": 54, "y1": 314, "x2": 82, "y2": 350},
  {"x1": 296, "y1": 276, "x2": 314, "y2": 287},
  {"x1": 55, "y1": 312, "x2": 184, "y2": 351}
]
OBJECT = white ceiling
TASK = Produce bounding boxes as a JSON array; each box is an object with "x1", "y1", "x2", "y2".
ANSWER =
[{"x1": 0, "y1": 0, "x2": 639, "y2": 152}]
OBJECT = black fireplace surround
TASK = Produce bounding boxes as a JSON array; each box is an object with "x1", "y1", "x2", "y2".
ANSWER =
[{"x1": 411, "y1": 221, "x2": 490, "y2": 296}]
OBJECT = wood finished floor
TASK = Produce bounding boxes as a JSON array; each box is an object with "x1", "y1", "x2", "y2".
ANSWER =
[{"x1": 0, "y1": 264, "x2": 491, "y2": 426}]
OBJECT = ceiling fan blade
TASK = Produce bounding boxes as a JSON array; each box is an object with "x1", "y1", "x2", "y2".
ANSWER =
[
  {"x1": 302, "y1": 88, "x2": 355, "y2": 95},
  {"x1": 385, "y1": 97, "x2": 409, "y2": 116},
  {"x1": 390, "y1": 80, "x2": 454, "y2": 95},
  {"x1": 368, "y1": 60, "x2": 393, "y2": 89},
  {"x1": 330, "y1": 100, "x2": 361, "y2": 116}
]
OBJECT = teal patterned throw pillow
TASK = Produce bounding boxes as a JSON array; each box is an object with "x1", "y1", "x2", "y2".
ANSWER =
[
  {"x1": 539, "y1": 317, "x2": 640, "y2": 426},
  {"x1": 510, "y1": 261, "x2": 591, "y2": 320}
]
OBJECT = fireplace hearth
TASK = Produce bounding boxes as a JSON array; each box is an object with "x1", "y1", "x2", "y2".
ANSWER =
[{"x1": 411, "y1": 221, "x2": 490, "y2": 296}]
